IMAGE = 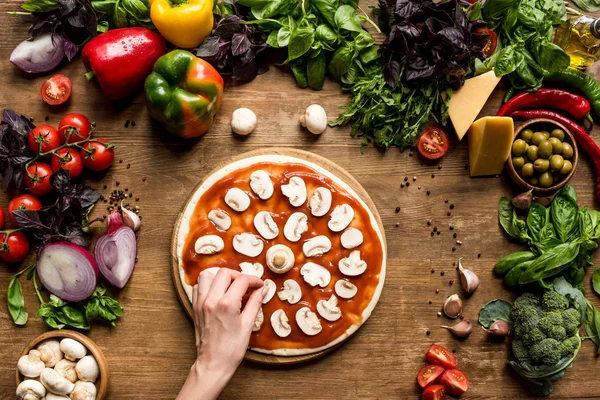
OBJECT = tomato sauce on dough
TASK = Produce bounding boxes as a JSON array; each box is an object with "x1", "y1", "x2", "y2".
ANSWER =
[{"x1": 181, "y1": 162, "x2": 384, "y2": 351}]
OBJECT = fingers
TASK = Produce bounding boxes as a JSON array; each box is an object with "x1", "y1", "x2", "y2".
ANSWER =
[
  {"x1": 224, "y1": 274, "x2": 264, "y2": 303},
  {"x1": 197, "y1": 268, "x2": 218, "y2": 307},
  {"x1": 241, "y1": 286, "x2": 265, "y2": 329},
  {"x1": 204, "y1": 268, "x2": 240, "y2": 304}
]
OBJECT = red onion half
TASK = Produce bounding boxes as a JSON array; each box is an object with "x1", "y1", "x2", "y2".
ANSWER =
[
  {"x1": 37, "y1": 242, "x2": 99, "y2": 302},
  {"x1": 10, "y1": 33, "x2": 65, "y2": 74},
  {"x1": 95, "y1": 211, "x2": 137, "y2": 289}
]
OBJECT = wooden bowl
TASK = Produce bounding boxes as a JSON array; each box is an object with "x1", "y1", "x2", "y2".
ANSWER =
[
  {"x1": 16, "y1": 330, "x2": 109, "y2": 399},
  {"x1": 506, "y1": 118, "x2": 579, "y2": 196}
]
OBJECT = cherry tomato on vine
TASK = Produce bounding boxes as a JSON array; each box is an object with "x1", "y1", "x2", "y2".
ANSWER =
[
  {"x1": 40, "y1": 74, "x2": 72, "y2": 106},
  {"x1": 0, "y1": 232, "x2": 30, "y2": 263},
  {"x1": 0, "y1": 208, "x2": 4, "y2": 230},
  {"x1": 8, "y1": 194, "x2": 43, "y2": 227},
  {"x1": 475, "y1": 27, "x2": 498, "y2": 57},
  {"x1": 425, "y1": 344, "x2": 457, "y2": 370},
  {"x1": 51, "y1": 148, "x2": 84, "y2": 179},
  {"x1": 440, "y1": 369, "x2": 469, "y2": 396},
  {"x1": 421, "y1": 384, "x2": 446, "y2": 400},
  {"x1": 28, "y1": 124, "x2": 61, "y2": 155},
  {"x1": 58, "y1": 113, "x2": 92, "y2": 144},
  {"x1": 81, "y1": 138, "x2": 115, "y2": 171},
  {"x1": 417, "y1": 365, "x2": 445, "y2": 389},
  {"x1": 417, "y1": 128, "x2": 449, "y2": 160},
  {"x1": 24, "y1": 162, "x2": 53, "y2": 197}
]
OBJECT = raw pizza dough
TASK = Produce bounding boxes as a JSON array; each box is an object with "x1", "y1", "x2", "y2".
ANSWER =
[{"x1": 176, "y1": 154, "x2": 386, "y2": 356}]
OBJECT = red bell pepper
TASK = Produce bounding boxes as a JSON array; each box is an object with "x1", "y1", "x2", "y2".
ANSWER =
[{"x1": 82, "y1": 28, "x2": 166, "y2": 100}]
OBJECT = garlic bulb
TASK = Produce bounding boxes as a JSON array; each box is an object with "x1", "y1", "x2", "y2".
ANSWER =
[
  {"x1": 458, "y1": 258, "x2": 479, "y2": 294},
  {"x1": 121, "y1": 200, "x2": 141, "y2": 232},
  {"x1": 441, "y1": 320, "x2": 472, "y2": 338},
  {"x1": 443, "y1": 294, "x2": 463, "y2": 318}
]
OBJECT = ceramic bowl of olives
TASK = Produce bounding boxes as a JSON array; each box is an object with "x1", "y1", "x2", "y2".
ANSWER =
[{"x1": 507, "y1": 118, "x2": 578, "y2": 195}]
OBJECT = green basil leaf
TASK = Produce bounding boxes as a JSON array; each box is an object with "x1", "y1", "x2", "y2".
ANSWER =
[
  {"x1": 290, "y1": 59, "x2": 308, "y2": 88},
  {"x1": 505, "y1": 260, "x2": 534, "y2": 287},
  {"x1": 537, "y1": 40, "x2": 570, "y2": 73},
  {"x1": 551, "y1": 190, "x2": 580, "y2": 242},
  {"x1": 288, "y1": 26, "x2": 315, "y2": 61},
  {"x1": 266, "y1": 30, "x2": 280, "y2": 48},
  {"x1": 7, "y1": 275, "x2": 28, "y2": 326},
  {"x1": 43, "y1": 316, "x2": 66, "y2": 330},
  {"x1": 359, "y1": 45, "x2": 380, "y2": 65},
  {"x1": 527, "y1": 202, "x2": 549, "y2": 242},
  {"x1": 494, "y1": 251, "x2": 536, "y2": 277},
  {"x1": 495, "y1": 44, "x2": 525, "y2": 76},
  {"x1": 277, "y1": 26, "x2": 292, "y2": 48},
  {"x1": 311, "y1": 0, "x2": 336, "y2": 27},
  {"x1": 534, "y1": 224, "x2": 561, "y2": 253},
  {"x1": 334, "y1": 5, "x2": 363, "y2": 32},
  {"x1": 553, "y1": 276, "x2": 587, "y2": 323},
  {"x1": 22, "y1": 0, "x2": 58, "y2": 12},
  {"x1": 571, "y1": 0, "x2": 600, "y2": 12},
  {"x1": 49, "y1": 294, "x2": 67, "y2": 308},
  {"x1": 498, "y1": 197, "x2": 528, "y2": 241},
  {"x1": 121, "y1": 0, "x2": 152, "y2": 25},
  {"x1": 593, "y1": 269, "x2": 600, "y2": 297},
  {"x1": 478, "y1": 299, "x2": 512, "y2": 329},
  {"x1": 469, "y1": 1, "x2": 483, "y2": 21},
  {"x1": 59, "y1": 305, "x2": 90, "y2": 330},
  {"x1": 328, "y1": 45, "x2": 354, "y2": 80},
  {"x1": 584, "y1": 300, "x2": 600, "y2": 351},
  {"x1": 307, "y1": 53, "x2": 326, "y2": 90},
  {"x1": 315, "y1": 24, "x2": 338, "y2": 45},
  {"x1": 518, "y1": 242, "x2": 581, "y2": 284},
  {"x1": 354, "y1": 30, "x2": 375, "y2": 50}
]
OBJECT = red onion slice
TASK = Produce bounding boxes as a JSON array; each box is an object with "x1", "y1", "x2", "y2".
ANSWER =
[
  {"x1": 37, "y1": 242, "x2": 99, "y2": 302},
  {"x1": 95, "y1": 223, "x2": 137, "y2": 289},
  {"x1": 10, "y1": 33, "x2": 65, "y2": 74}
]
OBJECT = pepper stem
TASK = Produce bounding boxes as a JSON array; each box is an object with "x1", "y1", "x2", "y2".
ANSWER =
[
  {"x1": 84, "y1": 71, "x2": 95, "y2": 81},
  {"x1": 586, "y1": 113, "x2": 594, "y2": 125}
]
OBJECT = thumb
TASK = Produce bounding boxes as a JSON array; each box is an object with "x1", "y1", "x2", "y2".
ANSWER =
[{"x1": 241, "y1": 286, "x2": 265, "y2": 329}]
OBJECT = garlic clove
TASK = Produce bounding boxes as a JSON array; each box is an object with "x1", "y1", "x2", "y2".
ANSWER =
[
  {"x1": 121, "y1": 200, "x2": 141, "y2": 232},
  {"x1": 458, "y1": 258, "x2": 480, "y2": 294},
  {"x1": 443, "y1": 294, "x2": 463, "y2": 318},
  {"x1": 441, "y1": 320, "x2": 472, "y2": 338},
  {"x1": 511, "y1": 189, "x2": 533, "y2": 210},
  {"x1": 484, "y1": 319, "x2": 511, "y2": 337}
]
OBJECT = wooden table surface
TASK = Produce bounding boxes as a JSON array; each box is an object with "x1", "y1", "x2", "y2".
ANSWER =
[{"x1": 1, "y1": 1, "x2": 600, "y2": 399}]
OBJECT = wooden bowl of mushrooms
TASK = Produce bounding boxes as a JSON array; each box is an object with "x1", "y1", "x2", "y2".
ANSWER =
[{"x1": 15, "y1": 330, "x2": 108, "y2": 400}]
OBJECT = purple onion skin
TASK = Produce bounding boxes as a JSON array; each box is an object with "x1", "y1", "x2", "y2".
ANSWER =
[
  {"x1": 10, "y1": 33, "x2": 65, "y2": 74},
  {"x1": 95, "y1": 211, "x2": 137, "y2": 289}
]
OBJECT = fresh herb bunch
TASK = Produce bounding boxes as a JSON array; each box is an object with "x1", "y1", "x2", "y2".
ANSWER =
[
  {"x1": 570, "y1": 0, "x2": 600, "y2": 12},
  {"x1": 330, "y1": 64, "x2": 451, "y2": 149},
  {"x1": 196, "y1": 15, "x2": 269, "y2": 83},
  {"x1": 478, "y1": 0, "x2": 569, "y2": 91},
  {"x1": 91, "y1": 0, "x2": 154, "y2": 30},
  {"x1": 377, "y1": 0, "x2": 491, "y2": 90},
  {"x1": 0, "y1": 110, "x2": 35, "y2": 193},
  {"x1": 233, "y1": 0, "x2": 381, "y2": 89}
]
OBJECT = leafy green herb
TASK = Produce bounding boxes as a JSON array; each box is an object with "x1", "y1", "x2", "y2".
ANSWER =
[
  {"x1": 85, "y1": 285, "x2": 124, "y2": 326},
  {"x1": 91, "y1": 0, "x2": 154, "y2": 30},
  {"x1": 6, "y1": 264, "x2": 35, "y2": 326},
  {"x1": 498, "y1": 197, "x2": 529, "y2": 242},
  {"x1": 584, "y1": 300, "x2": 600, "y2": 352},
  {"x1": 592, "y1": 269, "x2": 600, "y2": 296},
  {"x1": 478, "y1": 299, "x2": 512, "y2": 329},
  {"x1": 22, "y1": 0, "x2": 58, "y2": 12},
  {"x1": 571, "y1": 0, "x2": 600, "y2": 12}
]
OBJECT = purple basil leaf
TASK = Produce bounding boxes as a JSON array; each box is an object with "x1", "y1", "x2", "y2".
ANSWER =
[
  {"x1": 12, "y1": 209, "x2": 48, "y2": 232},
  {"x1": 63, "y1": 39, "x2": 79, "y2": 61},
  {"x1": 2, "y1": 164, "x2": 14, "y2": 192},
  {"x1": 232, "y1": 55, "x2": 258, "y2": 82},
  {"x1": 383, "y1": 59, "x2": 401, "y2": 86},
  {"x1": 196, "y1": 36, "x2": 221, "y2": 58},
  {"x1": 231, "y1": 33, "x2": 251, "y2": 57},
  {"x1": 61, "y1": 225, "x2": 90, "y2": 247},
  {"x1": 58, "y1": 0, "x2": 77, "y2": 16},
  {"x1": 51, "y1": 169, "x2": 71, "y2": 193},
  {"x1": 215, "y1": 19, "x2": 243, "y2": 36},
  {"x1": 77, "y1": 185, "x2": 101, "y2": 208}
]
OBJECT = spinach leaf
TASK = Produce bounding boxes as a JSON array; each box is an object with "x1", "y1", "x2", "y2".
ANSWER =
[
  {"x1": 518, "y1": 242, "x2": 581, "y2": 284},
  {"x1": 593, "y1": 269, "x2": 600, "y2": 297},
  {"x1": 494, "y1": 251, "x2": 536, "y2": 277},
  {"x1": 551, "y1": 190, "x2": 580, "y2": 242},
  {"x1": 498, "y1": 197, "x2": 528, "y2": 242},
  {"x1": 7, "y1": 273, "x2": 28, "y2": 326},
  {"x1": 334, "y1": 5, "x2": 363, "y2": 32},
  {"x1": 288, "y1": 25, "x2": 315, "y2": 61},
  {"x1": 307, "y1": 53, "x2": 326, "y2": 90},
  {"x1": 527, "y1": 202, "x2": 549, "y2": 242},
  {"x1": 22, "y1": 0, "x2": 58, "y2": 12},
  {"x1": 478, "y1": 299, "x2": 512, "y2": 329}
]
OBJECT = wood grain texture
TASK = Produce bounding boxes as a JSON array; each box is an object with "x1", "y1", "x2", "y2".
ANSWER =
[
  {"x1": 0, "y1": 1, "x2": 599, "y2": 399},
  {"x1": 170, "y1": 148, "x2": 387, "y2": 365}
]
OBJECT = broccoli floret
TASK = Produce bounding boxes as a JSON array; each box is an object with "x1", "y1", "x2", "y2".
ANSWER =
[
  {"x1": 523, "y1": 328, "x2": 546, "y2": 347},
  {"x1": 511, "y1": 304, "x2": 542, "y2": 325},
  {"x1": 562, "y1": 308, "x2": 581, "y2": 336},
  {"x1": 512, "y1": 340, "x2": 531, "y2": 364},
  {"x1": 514, "y1": 292, "x2": 540, "y2": 308},
  {"x1": 530, "y1": 338, "x2": 561, "y2": 365},
  {"x1": 559, "y1": 336, "x2": 580, "y2": 358},
  {"x1": 541, "y1": 290, "x2": 570, "y2": 311},
  {"x1": 539, "y1": 311, "x2": 566, "y2": 341},
  {"x1": 514, "y1": 319, "x2": 540, "y2": 340}
]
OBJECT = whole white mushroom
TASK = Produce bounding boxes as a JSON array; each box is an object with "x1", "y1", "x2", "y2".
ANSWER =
[
  {"x1": 17, "y1": 350, "x2": 45, "y2": 378},
  {"x1": 70, "y1": 381, "x2": 97, "y2": 400},
  {"x1": 59, "y1": 338, "x2": 86, "y2": 361},
  {"x1": 300, "y1": 104, "x2": 327, "y2": 135},
  {"x1": 231, "y1": 108, "x2": 257, "y2": 135},
  {"x1": 16, "y1": 379, "x2": 46, "y2": 400},
  {"x1": 76, "y1": 355, "x2": 100, "y2": 383}
]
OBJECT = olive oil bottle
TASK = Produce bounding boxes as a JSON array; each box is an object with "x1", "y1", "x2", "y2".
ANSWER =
[{"x1": 554, "y1": 16, "x2": 600, "y2": 70}]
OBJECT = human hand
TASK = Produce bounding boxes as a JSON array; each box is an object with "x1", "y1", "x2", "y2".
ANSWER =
[{"x1": 177, "y1": 268, "x2": 264, "y2": 400}]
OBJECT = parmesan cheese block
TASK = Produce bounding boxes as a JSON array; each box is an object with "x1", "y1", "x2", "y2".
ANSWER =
[
  {"x1": 449, "y1": 70, "x2": 503, "y2": 140},
  {"x1": 468, "y1": 116, "x2": 514, "y2": 177}
]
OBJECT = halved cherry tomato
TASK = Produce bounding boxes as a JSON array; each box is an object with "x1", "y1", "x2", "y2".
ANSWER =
[
  {"x1": 417, "y1": 364, "x2": 445, "y2": 388},
  {"x1": 0, "y1": 208, "x2": 5, "y2": 229},
  {"x1": 417, "y1": 128, "x2": 449, "y2": 160},
  {"x1": 475, "y1": 27, "x2": 498, "y2": 57},
  {"x1": 8, "y1": 194, "x2": 43, "y2": 227},
  {"x1": 51, "y1": 148, "x2": 84, "y2": 179},
  {"x1": 425, "y1": 344, "x2": 457, "y2": 370},
  {"x1": 0, "y1": 232, "x2": 30, "y2": 263},
  {"x1": 58, "y1": 113, "x2": 92, "y2": 144},
  {"x1": 422, "y1": 384, "x2": 446, "y2": 400},
  {"x1": 40, "y1": 74, "x2": 72, "y2": 106},
  {"x1": 440, "y1": 369, "x2": 469, "y2": 395},
  {"x1": 81, "y1": 139, "x2": 115, "y2": 171},
  {"x1": 28, "y1": 124, "x2": 61, "y2": 155},
  {"x1": 25, "y1": 162, "x2": 54, "y2": 197}
]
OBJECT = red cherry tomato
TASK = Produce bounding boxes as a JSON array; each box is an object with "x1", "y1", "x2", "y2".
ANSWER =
[
  {"x1": 475, "y1": 27, "x2": 498, "y2": 57},
  {"x1": 40, "y1": 74, "x2": 72, "y2": 106},
  {"x1": 417, "y1": 364, "x2": 445, "y2": 389},
  {"x1": 425, "y1": 344, "x2": 457, "y2": 370},
  {"x1": 417, "y1": 128, "x2": 449, "y2": 160},
  {"x1": 58, "y1": 113, "x2": 92, "y2": 144},
  {"x1": 440, "y1": 369, "x2": 469, "y2": 396},
  {"x1": 8, "y1": 194, "x2": 43, "y2": 227},
  {"x1": 0, "y1": 232, "x2": 30, "y2": 263},
  {"x1": 51, "y1": 148, "x2": 84, "y2": 179},
  {"x1": 422, "y1": 384, "x2": 447, "y2": 400},
  {"x1": 25, "y1": 162, "x2": 54, "y2": 197},
  {"x1": 28, "y1": 124, "x2": 61, "y2": 155},
  {"x1": 0, "y1": 208, "x2": 4, "y2": 230},
  {"x1": 81, "y1": 139, "x2": 115, "y2": 171}
]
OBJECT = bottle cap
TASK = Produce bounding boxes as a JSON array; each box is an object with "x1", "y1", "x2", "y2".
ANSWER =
[{"x1": 592, "y1": 18, "x2": 600, "y2": 39}]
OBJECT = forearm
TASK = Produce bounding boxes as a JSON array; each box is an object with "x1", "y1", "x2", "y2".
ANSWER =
[{"x1": 177, "y1": 360, "x2": 235, "y2": 400}]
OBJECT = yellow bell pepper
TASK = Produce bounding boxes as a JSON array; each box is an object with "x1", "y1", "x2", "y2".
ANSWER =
[{"x1": 149, "y1": 0, "x2": 213, "y2": 49}]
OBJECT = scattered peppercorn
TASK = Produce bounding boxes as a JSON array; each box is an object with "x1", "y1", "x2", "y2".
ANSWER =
[
  {"x1": 433, "y1": 226, "x2": 437, "y2": 232},
  {"x1": 125, "y1": 120, "x2": 130, "y2": 128},
  {"x1": 119, "y1": 159, "x2": 123, "y2": 163},
  {"x1": 428, "y1": 300, "x2": 432, "y2": 304},
  {"x1": 395, "y1": 207, "x2": 400, "y2": 213},
  {"x1": 440, "y1": 271, "x2": 445, "y2": 276},
  {"x1": 449, "y1": 204, "x2": 455, "y2": 210},
  {"x1": 404, "y1": 177, "x2": 408, "y2": 182},
  {"x1": 460, "y1": 315, "x2": 465, "y2": 320},
  {"x1": 436, "y1": 231, "x2": 441, "y2": 235},
  {"x1": 103, "y1": 185, "x2": 107, "y2": 189},
  {"x1": 444, "y1": 199, "x2": 448, "y2": 203},
  {"x1": 438, "y1": 165, "x2": 442, "y2": 170},
  {"x1": 453, "y1": 233, "x2": 457, "y2": 239},
  {"x1": 116, "y1": 181, "x2": 120, "y2": 186},
  {"x1": 431, "y1": 232, "x2": 435, "y2": 237},
  {"x1": 427, "y1": 220, "x2": 432, "y2": 226},
  {"x1": 409, "y1": 152, "x2": 413, "y2": 157},
  {"x1": 449, "y1": 280, "x2": 454, "y2": 285},
  {"x1": 449, "y1": 225, "x2": 454, "y2": 230},
  {"x1": 135, "y1": 197, "x2": 140, "y2": 201},
  {"x1": 401, "y1": 183, "x2": 405, "y2": 188},
  {"x1": 477, "y1": 253, "x2": 481, "y2": 258},
  {"x1": 142, "y1": 176, "x2": 147, "y2": 181},
  {"x1": 435, "y1": 289, "x2": 440, "y2": 294},
  {"x1": 452, "y1": 247, "x2": 456, "y2": 252},
  {"x1": 426, "y1": 190, "x2": 430, "y2": 195},
  {"x1": 127, "y1": 164, "x2": 131, "y2": 169},
  {"x1": 413, "y1": 176, "x2": 417, "y2": 181},
  {"x1": 437, "y1": 311, "x2": 442, "y2": 317},
  {"x1": 395, "y1": 222, "x2": 400, "y2": 227},
  {"x1": 447, "y1": 211, "x2": 452, "y2": 216},
  {"x1": 456, "y1": 240, "x2": 462, "y2": 245},
  {"x1": 452, "y1": 349, "x2": 456, "y2": 353},
  {"x1": 431, "y1": 269, "x2": 435, "y2": 274},
  {"x1": 418, "y1": 186, "x2": 421, "y2": 190},
  {"x1": 131, "y1": 121, "x2": 136, "y2": 127},
  {"x1": 406, "y1": 182, "x2": 410, "y2": 187},
  {"x1": 426, "y1": 330, "x2": 431, "y2": 336}
]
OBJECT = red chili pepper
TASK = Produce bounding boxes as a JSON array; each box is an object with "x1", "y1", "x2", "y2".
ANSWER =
[
  {"x1": 81, "y1": 28, "x2": 166, "y2": 100},
  {"x1": 498, "y1": 88, "x2": 592, "y2": 122},
  {"x1": 510, "y1": 109, "x2": 600, "y2": 202}
]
